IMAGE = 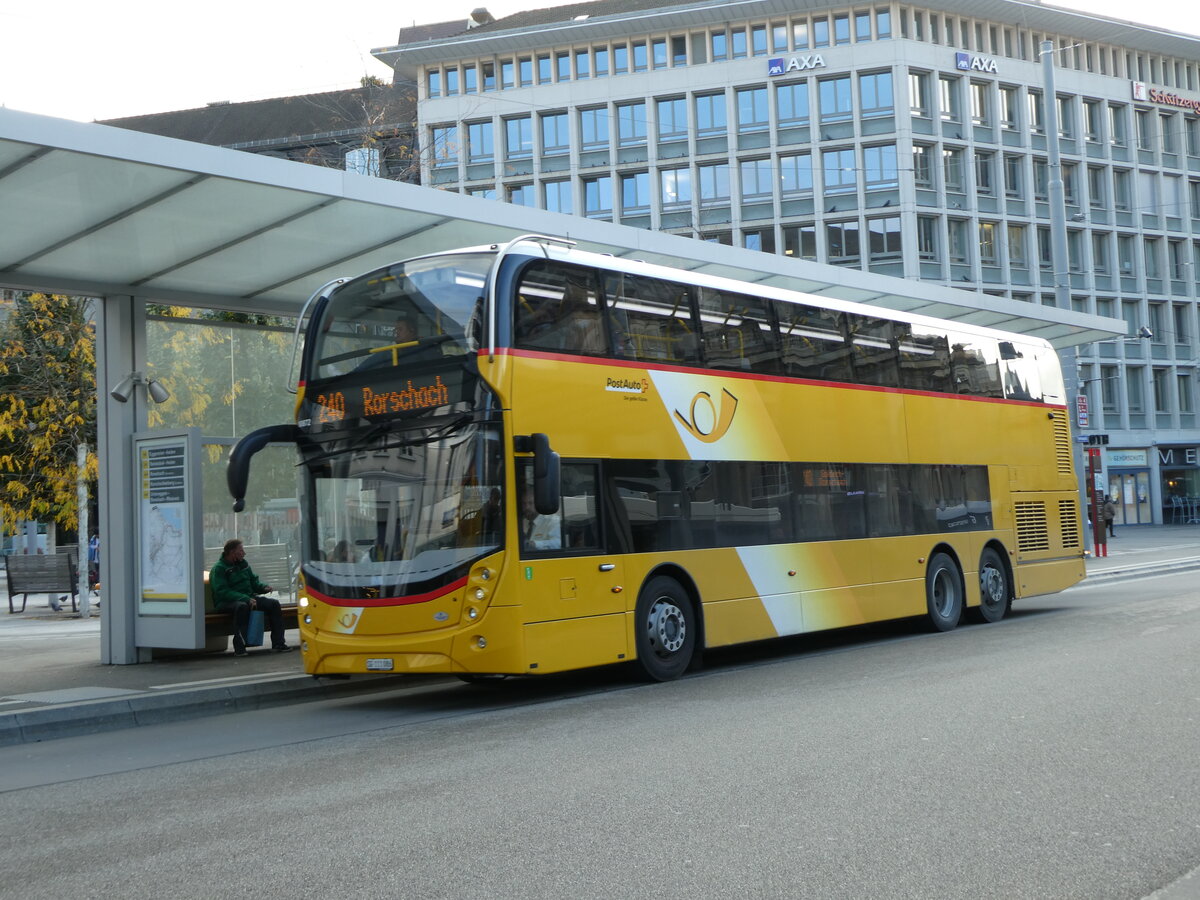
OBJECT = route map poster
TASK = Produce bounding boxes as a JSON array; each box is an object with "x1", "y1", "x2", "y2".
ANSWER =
[{"x1": 134, "y1": 432, "x2": 199, "y2": 619}]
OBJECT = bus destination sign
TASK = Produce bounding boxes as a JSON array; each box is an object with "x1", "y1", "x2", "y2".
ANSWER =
[{"x1": 301, "y1": 366, "x2": 470, "y2": 431}]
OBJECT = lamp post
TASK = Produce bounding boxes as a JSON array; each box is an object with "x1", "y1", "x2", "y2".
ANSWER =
[{"x1": 77, "y1": 443, "x2": 89, "y2": 618}]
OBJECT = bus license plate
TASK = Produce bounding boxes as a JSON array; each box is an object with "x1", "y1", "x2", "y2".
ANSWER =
[{"x1": 366, "y1": 658, "x2": 394, "y2": 671}]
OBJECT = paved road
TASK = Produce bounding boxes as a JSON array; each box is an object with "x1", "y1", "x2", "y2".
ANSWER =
[{"x1": 1, "y1": 569, "x2": 1197, "y2": 899}]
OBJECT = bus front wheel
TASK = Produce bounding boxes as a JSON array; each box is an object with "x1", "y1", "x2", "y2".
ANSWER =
[
  {"x1": 635, "y1": 577, "x2": 695, "y2": 682},
  {"x1": 972, "y1": 547, "x2": 1011, "y2": 624},
  {"x1": 925, "y1": 553, "x2": 963, "y2": 632}
]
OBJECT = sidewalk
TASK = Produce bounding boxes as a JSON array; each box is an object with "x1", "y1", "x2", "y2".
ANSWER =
[{"x1": 1, "y1": 525, "x2": 1197, "y2": 747}]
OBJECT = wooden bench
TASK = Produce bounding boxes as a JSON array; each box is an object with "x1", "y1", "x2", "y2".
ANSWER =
[
  {"x1": 7, "y1": 551, "x2": 78, "y2": 613},
  {"x1": 202, "y1": 543, "x2": 298, "y2": 644}
]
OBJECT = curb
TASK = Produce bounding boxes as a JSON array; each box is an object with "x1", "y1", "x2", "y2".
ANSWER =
[
  {"x1": 1084, "y1": 556, "x2": 1200, "y2": 582},
  {"x1": 0, "y1": 672, "x2": 424, "y2": 747}
]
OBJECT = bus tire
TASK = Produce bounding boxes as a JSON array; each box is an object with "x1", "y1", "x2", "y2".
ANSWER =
[
  {"x1": 972, "y1": 548, "x2": 1011, "y2": 624},
  {"x1": 635, "y1": 576, "x2": 695, "y2": 682},
  {"x1": 925, "y1": 552, "x2": 963, "y2": 632}
]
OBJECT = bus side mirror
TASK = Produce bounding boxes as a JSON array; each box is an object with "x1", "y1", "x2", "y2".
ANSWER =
[
  {"x1": 531, "y1": 432, "x2": 561, "y2": 515},
  {"x1": 228, "y1": 424, "x2": 300, "y2": 512}
]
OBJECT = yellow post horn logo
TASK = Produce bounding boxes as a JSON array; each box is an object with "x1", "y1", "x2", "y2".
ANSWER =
[{"x1": 674, "y1": 388, "x2": 738, "y2": 443}]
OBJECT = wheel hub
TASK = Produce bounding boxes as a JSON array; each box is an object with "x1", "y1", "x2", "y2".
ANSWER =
[
  {"x1": 647, "y1": 598, "x2": 686, "y2": 655},
  {"x1": 981, "y1": 567, "x2": 1006, "y2": 606}
]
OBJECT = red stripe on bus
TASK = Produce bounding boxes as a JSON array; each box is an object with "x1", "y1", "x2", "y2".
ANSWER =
[
  {"x1": 306, "y1": 576, "x2": 468, "y2": 608},
  {"x1": 484, "y1": 347, "x2": 1063, "y2": 409}
]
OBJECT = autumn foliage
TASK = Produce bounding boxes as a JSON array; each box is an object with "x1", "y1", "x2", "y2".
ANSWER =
[{"x1": 0, "y1": 293, "x2": 97, "y2": 532}]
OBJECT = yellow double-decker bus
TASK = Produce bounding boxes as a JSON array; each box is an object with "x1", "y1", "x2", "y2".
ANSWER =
[{"x1": 228, "y1": 235, "x2": 1084, "y2": 681}]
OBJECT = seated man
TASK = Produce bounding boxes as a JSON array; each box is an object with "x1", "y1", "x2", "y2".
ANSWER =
[
  {"x1": 520, "y1": 486, "x2": 562, "y2": 552},
  {"x1": 210, "y1": 539, "x2": 292, "y2": 656}
]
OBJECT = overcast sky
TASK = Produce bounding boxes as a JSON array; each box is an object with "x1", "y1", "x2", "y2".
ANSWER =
[{"x1": 1, "y1": 0, "x2": 1198, "y2": 123}]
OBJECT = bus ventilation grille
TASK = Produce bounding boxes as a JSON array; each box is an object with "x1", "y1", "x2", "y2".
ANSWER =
[
  {"x1": 1059, "y1": 499, "x2": 1081, "y2": 548},
  {"x1": 1015, "y1": 501, "x2": 1050, "y2": 552},
  {"x1": 1051, "y1": 410, "x2": 1072, "y2": 475}
]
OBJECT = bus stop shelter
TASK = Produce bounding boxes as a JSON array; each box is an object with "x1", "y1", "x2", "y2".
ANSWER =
[{"x1": 0, "y1": 107, "x2": 1124, "y2": 663}]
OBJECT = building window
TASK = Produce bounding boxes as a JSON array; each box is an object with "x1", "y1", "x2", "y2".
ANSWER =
[
  {"x1": 867, "y1": 216, "x2": 902, "y2": 260},
  {"x1": 740, "y1": 158, "x2": 774, "y2": 199},
  {"x1": 1091, "y1": 232, "x2": 1109, "y2": 273},
  {"x1": 730, "y1": 27, "x2": 748, "y2": 58},
  {"x1": 783, "y1": 224, "x2": 818, "y2": 259},
  {"x1": 819, "y1": 76, "x2": 854, "y2": 123},
  {"x1": 1027, "y1": 90, "x2": 1044, "y2": 134},
  {"x1": 652, "y1": 38, "x2": 668, "y2": 69},
  {"x1": 467, "y1": 121, "x2": 494, "y2": 162},
  {"x1": 519, "y1": 57, "x2": 533, "y2": 86},
  {"x1": 541, "y1": 112, "x2": 569, "y2": 156},
  {"x1": 660, "y1": 168, "x2": 692, "y2": 207},
  {"x1": 1144, "y1": 238, "x2": 1162, "y2": 279},
  {"x1": 427, "y1": 69, "x2": 441, "y2": 98},
  {"x1": 698, "y1": 163, "x2": 731, "y2": 204},
  {"x1": 1108, "y1": 103, "x2": 1127, "y2": 146},
  {"x1": 543, "y1": 180, "x2": 572, "y2": 214},
  {"x1": 1088, "y1": 166, "x2": 1106, "y2": 208},
  {"x1": 877, "y1": 8, "x2": 892, "y2": 39},
  {"x1": 1162, "y1": 113, "x2": 1179, "y2": 154},
  {"x1": 672, "y1": 35, "x2": 687, "y2": 66},
  {"x1": 632, "y1": 41, "x2": 648, "y2": 72},
  {"x1": 970, "y1": 82, "x2": 990, "y2": 125},
  {"x1": 1000, "y1": 85, "x2": 1018, "y2": 129},
  {"x1": 1136, "y1": 110, "x2": 1154, "y2": 151},
  {"x1": 1008, "y1": 224, "x2": 1028, "y2": 267},
  {"x1": 594, "y1": 47, "x2": 609, "y2": 77},
  {"x1": 917, "y1": 215, "x2": 939, "y2": 260},
  {"x1": 1118, "y1": 234, "x2": 1136, "y2": 275},
  {"x1": 556, "y1": 52, "x2": 571, "y2": 81},
  {"x1": 975, "y1": 151, "x2": 995, "y2": 195},
  {"x1": 657, "y1": 97, "x2": 688, "y2": 141},
  {"x1": 1057, "y1": 96, "x2": 1074, "y2": 138},
  {"x1": 834, "y1": 13, "x2": 851, "y2": 45},
  {"x1": 1179, "y1": 373, "x2": 1194, "y2": 414},
  {"x1": 826, "y1": 220, "x2": 861, "y2": 264},
  {"x1": 620, "y1": 172, "x2": 650, "y2": 213},
  {"x1": 1062, "y1": 162, "x2": 1078, "y2": 205},
  {"x1": 938, "y1": 75, "x2": 961, "y2": 122},
  {"x1": 772, "y1": 22, "x2": 789, "y2": 52},
  {"x1": 737, "y1": 86, "x2": 769, "y2": 132},
  {"x1": 1037, "y1": 227, "x2": 1052, "y2": 269},
  {"x1": 467, "y1": 187, "x2": 496, "y2": 200},
  {"x1": 430, "y1": 125, "x2": 458, "y2": 166},
  {"x1": 779, "y1": 152, "x2": 813, "y2": 195},
  {"x1": 537, "y1": 55, "x2": 552, "y2": 84},
  {"x1": 909, "y1": 71, "x2": 931, "y2": 118},
  {"x1": 501, "y1": 60, "x2": 515, "y2": 89},
  {"x1": 445, "y1": 67, "x2": 459, "y2": 96},
  {"x1": 710, "y1": 30, "x2": 727, "y2": 61},
  {"x1": 979, "y1": 221, "x2": 998, "y2": 264},
  {"x1": 617, "y1": 102, "x2": 647, "y2": 146},
  {"x1": 505, "y1": 117, "x2": 533, "y2": 159},
  {"x1": 1174, "y1": 303, "x2": 1191, "y2": 346},
  {"x1": 584, "y1": 176, "x2": 612, "y2": 217},
  {"x1": 863, "y1": 144, "x2": 898, "y2": 189},
  {"x1": 744, "y1": 227, "x2": 776, "y2": 253},
  {"x1": 823, "y1": 148, "x2": 857, "y2": 194},
  {"x1": 943, "y1": 147, "x2": 965, "y2": 193},
  {"x1": 859, "y1": 71, "x2": 894, "y2": 118},
  {"x1": 482, "y1": 63, "x2": 496, "y2": 91},
  {"x1": 1114, "y1": 169, "x2": 1131, "y2": 210},
  {"x1": 813, "y1": 16, "x2": 830, "y2": 48},
  {"x1": 1126, "y1": 367, "x2": 1145, "y2": 415},
  {"x1": 1032, "y1": 158, "x2": 1048, "y2": 200},
  {"x1": 948, "y1": 219, "x2": 969, "y2": 263},
  {"x1": 751, "y1": 24, "x2": 768, "y2": 55},
  {"x1": 463, "y1": 64, "x2": 478, "y2": 93},
  {"x1": 913, "y1": 144, "x2": 934, "y2": 188},
  {"x1": 1003, "y1": 154, "x2": 1021, "y2": 197},
  {"x1": 579, "y1": 107, "x2": 609, "y2": 148},
  {"x1": 1084, "y1": 99, "x2": 1101, "y2": 141},
  {"x1": 775, "y1": 81, "x2": 810, "y2": 125},
  {"x1": 695, "y1": 92, "x2": 727, "y2": 136},
  {"x1": 575, "y1": 50, "x2": 590, "y2": 79},
  {"x1": 508, "y1": 183, "x2": 535, "y2": 207},
  {"x1": 1101, "y1": 365, "x2": 1120, "y2": 413},
  {"x1": 855, "y1": 11, "x2": 872, "y2": 42},
  {"x1": 613, "y1": 44, "x2": 629, "y2": 74},
  {"x1": 793, "y1": 20, "x2": 810, "y2": 49}
]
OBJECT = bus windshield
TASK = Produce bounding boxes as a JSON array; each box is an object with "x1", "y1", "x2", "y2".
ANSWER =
[
  {"x1": 303, "y1": 420, "x2": 504, "y2": 601},
  {"x1": 309, "y1": 252, "x2": 494, "y2": 380}
]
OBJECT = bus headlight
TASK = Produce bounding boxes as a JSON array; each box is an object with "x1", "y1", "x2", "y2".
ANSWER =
[
  {"x1": 468, "y1": 607, "x2": 479, "y2": 620},
  {"x1": 304, "y1": 614, "x2": 312, "y2": 625},
  {"x1": 474, "y1": 587, "x2": 486, "y2": 600}
]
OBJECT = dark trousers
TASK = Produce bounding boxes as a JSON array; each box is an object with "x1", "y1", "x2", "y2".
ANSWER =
[{"x1": 229, "y1": 596, "x2": 286, "y2": 650}]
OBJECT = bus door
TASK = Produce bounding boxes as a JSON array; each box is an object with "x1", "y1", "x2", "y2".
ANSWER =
[{"x1": 517, "y1": 462, "x2": 629, "y2": 671}]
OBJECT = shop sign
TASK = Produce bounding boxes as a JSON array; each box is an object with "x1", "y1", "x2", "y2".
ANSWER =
[
  {"x1": 1076, "y1": 395, "x2": 1089, "y2": 428},
  {"x1": 1158, "y1": 446, "x2": 1199, "y2": 467},
  {"x1": 1107, "y1": 448, "x2": 1148, "y2": 467},
  {"x1": 1132, "y1": 81, "x2": 1200, "y2": 113},
  {"x1": 768, "y1": 55, "x2": 826, "y2": 76},
  {"x1": 955, "y1": 52, "x2": 997, "y2": 73}
]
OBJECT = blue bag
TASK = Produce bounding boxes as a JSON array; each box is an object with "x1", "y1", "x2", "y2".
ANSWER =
[{"x1": 244, "y1": 609, "x2": 265, "y2": 647}]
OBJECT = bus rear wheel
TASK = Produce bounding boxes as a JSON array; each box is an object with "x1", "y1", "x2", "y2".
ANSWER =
[
  {"x1": 972, "y1": 547, "x2": 1011, "y2": 624},
  {"x1": 635, "y1": 576, "x2": 695, "y2": 682},
  {"x1": 925, "y1": 552, "x2": 963, "y2": 632}
]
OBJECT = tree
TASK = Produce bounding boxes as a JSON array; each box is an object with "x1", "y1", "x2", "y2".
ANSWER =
[{"x1": 0, "y1": 293, "x2": 97, "y2": 533}]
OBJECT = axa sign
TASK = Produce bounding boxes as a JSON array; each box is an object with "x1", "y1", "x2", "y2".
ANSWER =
[
  {"x1": 768, "y1": 55, "x2": 826, "y2": 76},
  {"x1": 955, "y1": 51, "x2": 997, "y2": 73}
]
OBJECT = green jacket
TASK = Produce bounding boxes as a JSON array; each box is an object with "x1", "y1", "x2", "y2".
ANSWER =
[{"x1": 210, "y1": 556, "x2": 268, "y2": 610}]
